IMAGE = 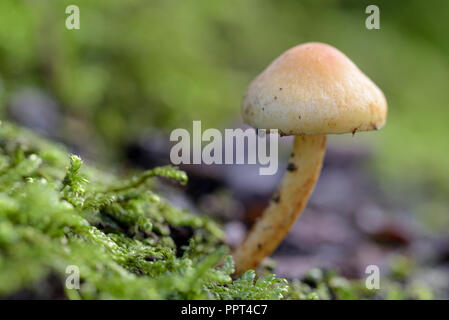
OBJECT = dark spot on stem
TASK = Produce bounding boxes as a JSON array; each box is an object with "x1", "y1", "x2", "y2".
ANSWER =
[
  {"x1": 272, "y1": 193, "x2": 281, "y2": 203},
  {"x1": 287, "y1": 163, "x2": 297, "y2": 171}
]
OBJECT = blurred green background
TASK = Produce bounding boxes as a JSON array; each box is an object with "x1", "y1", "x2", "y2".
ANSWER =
[{"x1": 0, "y1": 0, "x2": 448, "y2": 227}]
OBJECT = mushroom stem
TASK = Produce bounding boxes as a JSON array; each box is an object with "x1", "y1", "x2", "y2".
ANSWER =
[{"x1": 233, "y1": 134, "x2": 327, "y2": 275}]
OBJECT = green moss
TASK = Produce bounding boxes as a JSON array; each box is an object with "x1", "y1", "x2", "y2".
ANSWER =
[{"x1": 0, "y1": 121, "x2": 292, "y2": 299}]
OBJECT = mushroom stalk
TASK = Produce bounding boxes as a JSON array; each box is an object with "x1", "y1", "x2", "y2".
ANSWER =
[{"x1": 233, "y1": 134, "x2": 326, "y2": 275}]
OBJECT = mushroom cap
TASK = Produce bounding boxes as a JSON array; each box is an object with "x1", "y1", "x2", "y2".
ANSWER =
[{"x1": 242, "y1": 42, "x2": 387, "y2": 135}]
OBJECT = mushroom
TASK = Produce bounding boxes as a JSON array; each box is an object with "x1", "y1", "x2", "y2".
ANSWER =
[{"x1": 233, "y1": 42, "x2": 387, "y2": 275}]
